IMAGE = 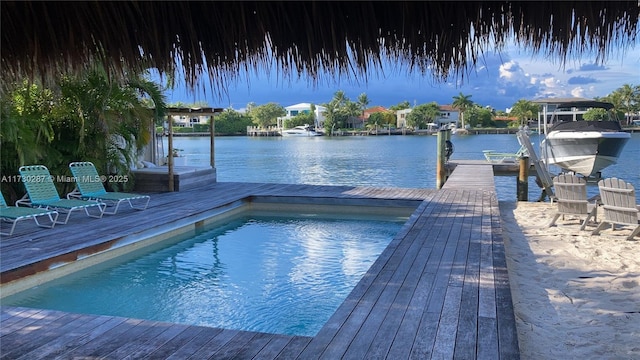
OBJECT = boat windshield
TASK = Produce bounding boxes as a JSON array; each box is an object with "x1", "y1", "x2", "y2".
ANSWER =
[{"x1": 549, "y1": 120, "x2": 623, "y2": 132}]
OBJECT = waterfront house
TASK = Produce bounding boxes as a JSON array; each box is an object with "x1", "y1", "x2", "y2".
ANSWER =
[
  {"x1": 395, "y1": 105, "x2": 460, "y2": 129},
  {"x1": 345, "y1": 106, "x2": 389, "y2": 129},
  {"x1": 277, "y1": 102, "x2": 327, "y2": 129},
  {"x1": 169, "y1": 114, "x2": 211, "y2": 128}
]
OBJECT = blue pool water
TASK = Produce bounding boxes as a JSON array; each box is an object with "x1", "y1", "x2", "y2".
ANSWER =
[{"x1": 3, "y1": 212, "x2": 406, "y2": 336}]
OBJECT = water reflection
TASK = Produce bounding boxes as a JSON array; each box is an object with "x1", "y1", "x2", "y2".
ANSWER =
[{"x1": 169, "y1": 133, "x2": 639, "y2": 200}]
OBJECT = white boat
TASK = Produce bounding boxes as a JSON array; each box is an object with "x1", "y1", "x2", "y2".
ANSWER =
[
  {"x1": 541, "y1": 101, "x2": 630, "y2": 177},
  {"x1": 281, "y1": 125, "x2": 322, "y2": 137}
]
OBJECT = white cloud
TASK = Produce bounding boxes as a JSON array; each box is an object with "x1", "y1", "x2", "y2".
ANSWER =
[
  {"x1": 541, "y1": 77, "x2": 559, "y2": 89},
  {"x1": 570, "y1": 87, "x2": 586, "y2": 97},
  {"x1": 163, "y1": 38, "x2": 639, "y2": 112},
  {"x1": 498, "y1": 60, "x2": 521, "y2": 80}
]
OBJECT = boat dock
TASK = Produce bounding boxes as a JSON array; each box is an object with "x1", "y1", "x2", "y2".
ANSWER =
[
  {"x1": 1, "y1": 163, "x2": 519, "y2": 359},
  {"x1": 247, "y1": 126, "x2": 281, "y2": 136}
]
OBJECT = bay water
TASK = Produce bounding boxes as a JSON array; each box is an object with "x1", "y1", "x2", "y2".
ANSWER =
[{"x1": 166, "y1": 133, "x2": 639, "y2": 201}]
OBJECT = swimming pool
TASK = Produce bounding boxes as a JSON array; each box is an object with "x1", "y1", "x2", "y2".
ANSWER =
[{"x1": 2, "y1": 206, "x2": 410, "y2": 336}]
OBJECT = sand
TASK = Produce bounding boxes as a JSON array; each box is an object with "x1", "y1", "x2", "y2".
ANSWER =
[{"x1": 500, "y1": 201, "x2": 640, "y2": 359}]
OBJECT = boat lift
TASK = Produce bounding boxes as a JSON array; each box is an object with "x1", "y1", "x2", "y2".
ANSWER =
[{"x1": 516, "y1": 130, "x2": 555, "y2": 200}]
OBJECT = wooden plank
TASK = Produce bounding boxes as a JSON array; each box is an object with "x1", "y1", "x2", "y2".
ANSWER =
[
  {"x1": 0, "y1": 308, "x2": 47, "y2": 335},
  {"x1": 492, "y1": 210, "x2": 521, "y2": 359},
  {"x1": 0, "y1": 310, "x2": 70, "y2": 358},
  {"x1": 61, "y1": 318, "x2": 145, "y2": 358},
  {"x1": 164, "y1": 327, "x2": 224, "y2": 360},
  {"x1": 342, "y1": 219, "x2": 426, "y2": 358},
  {"x1": 432, "y1": 190, "x2": 474, "y2": 358},
  {"x1": 104, "y1": 321, "x2": 188, "y2": 359},
  {"x1": 252, "y1": 334, "x2": 310, "y2": 359},
  {"x1": 228, "y1": 332, "x2": 277, "y2": 359},
  {"x1": 410, "y1": 190, "x2": 461, "y2": 359},
  {"x1": 365, "y1": 225, "x2": 439, "y2": 358},
  {"x1": 145, "y1": 326, "x2": 206, "y2": 358},
  {"x1": 206, "y1": 330, "x2": 261, "y2": 359},
  {"x1": 0, "y1": 166, "x2": 520, "y2": 359},
  {"x1": 385, "y1": 217, "x2": 445, "y2": 358},
  {"x1": 11, "y1": 312, "x2": 92, "y2": 359},
  {"x1": 20, "y1": 315, "x2": 126, "y2": 359},
  {"x1": 183, "y1": 328, "x2": 240, "y2": 358},
  {"x1": 453, "y1": 191, "x2": 482, "y2": 359},
  {"x1": 273, "y1": 336, "x2": 313, "y2": 359}
]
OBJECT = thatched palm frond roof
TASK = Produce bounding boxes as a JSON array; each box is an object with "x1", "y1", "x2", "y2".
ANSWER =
[{"x1": 1, "y1": 1, "x2": 638, "y2": 93}]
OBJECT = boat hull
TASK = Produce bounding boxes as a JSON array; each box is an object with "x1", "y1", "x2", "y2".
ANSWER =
[
  {"x1": 281, "y1": 131, "x2": 322, "y2": 137},
  {"x1": 280, "y1": 125, "x2": 322, "y2": 137},
  {"x1": 543, "y1": 131, "x2": 630, "y2": 176}
]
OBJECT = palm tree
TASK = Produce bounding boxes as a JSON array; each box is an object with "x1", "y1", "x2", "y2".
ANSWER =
[
  {"x1": 615, "y1": 84, "x2": 639, "y2": 125},
  {"x1": 57, "y1": 70, "x2": 166, "y2": 185},
  {"x1": 333, "y1": 90, "x2": 348, "y2": 107},
  {"x1": 452, "y1": 92, "x2": 473, "y2": 129},
  {"x1": 321, "y1": 101, "x2": 338, "y2": 135},
  {"x1": 2, "y1": 68, "x2": 167, "y2": 196},
  {"x1": 343, "y1": 101, "x2": 361, "y2": 128},
  {"x1": 509, "y1": 99, "x2": 540, "y2": 127},
  {"x1": 357, "y1": 93, "x2": 370, "y2": 128},
  {"x1": 0, "y1": 82, "x2": 56, "y2": 202},
  {"x1": 406, "y1": 102, "x2": 440, "y2": 130},
  {"x1": 310, "y1": 103, "x2": 317, "y2": 128}
]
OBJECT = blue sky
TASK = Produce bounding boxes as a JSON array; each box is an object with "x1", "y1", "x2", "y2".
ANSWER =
[{"x1": 162, "y1": 40, "x2": 640, "y2": 112}]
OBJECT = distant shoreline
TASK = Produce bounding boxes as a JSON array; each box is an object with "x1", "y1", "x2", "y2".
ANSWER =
[{"x1": 169, "y1": 126, "x2": 640, "y2": 137}]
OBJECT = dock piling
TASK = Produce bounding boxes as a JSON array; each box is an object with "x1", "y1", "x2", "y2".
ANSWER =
[
  {"x1": 517, "y1": 156, "x2": 529, "y2": 201},
  {"x1": 436, "y1": 129, "x2": 451, "y2": 189}
]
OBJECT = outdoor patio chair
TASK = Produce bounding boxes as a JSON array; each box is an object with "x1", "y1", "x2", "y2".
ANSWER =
[
  {"x1": 592, "y1": 177, "x2": 640, "y2": 240},
  {"x1": 548, "y1": 173, "x2": 598, "y2": 230},
  {"x1": 68, "y1": 162, "x2": 150, "y2": 215},
  {"x1": 17, "y1": 165, "x2": 104, "y2": 224},
  {"x1": 483, "y1": 144, "x2": 528, "y2": 164},
  {"x1": 1, "y1": 194, "x2": 59, "y2": 236}
]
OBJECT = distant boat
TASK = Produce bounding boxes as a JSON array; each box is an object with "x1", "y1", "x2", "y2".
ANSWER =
[
  {"x1": 281, "y1": 125, "x2": 322, "y2": 137},
  {"x1": 541, "y1": 101, "x2": 630, "y2": 177}
]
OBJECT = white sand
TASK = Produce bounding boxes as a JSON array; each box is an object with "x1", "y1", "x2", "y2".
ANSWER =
[{"x1": 500, "y1": 201, "x2": 640, "y2": 359}]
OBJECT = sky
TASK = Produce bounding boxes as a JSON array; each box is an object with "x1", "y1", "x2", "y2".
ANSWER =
[{"x1": 161, "y1": 40, "x2": 640, "y2": 113}]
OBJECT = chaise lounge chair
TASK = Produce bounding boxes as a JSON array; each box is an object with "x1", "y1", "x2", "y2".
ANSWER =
[
  {"x1": 483, "y1": 144, "x2": 528, "y2": 164},
  {"x1": 592, "y1": 177, "x2": 640, "y2": 240},
  {"x1": 547, "y1": 173, "x2": 598, "y2": 231},
  {"x1": 1, "y1": 194, "x2": 59, "y2": 236},
  {"x1": 17, "y1": 165, "x2": 105, "y2": 224},
  {"x1": 68, "y1": 162, "x2": 150, "y2": 215}
]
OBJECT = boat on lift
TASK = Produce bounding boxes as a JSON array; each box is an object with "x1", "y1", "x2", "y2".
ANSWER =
[{"x1": 541, "y1": 101, "x2": 630, "y2": 177}]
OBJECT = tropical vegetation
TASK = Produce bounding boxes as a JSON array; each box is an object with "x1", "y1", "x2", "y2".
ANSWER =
[
  {"x1": 406, "y1": 102, "x2": 440, "y2": 130},
  {"x1": 452, "y1": 92, "x2": 473, "y2": 129},
  {"x1": 322, "y1": 91, "x2": 365, "y2": 134},
  {"x1": 509, "y1": 99, "x2": 540, "y2": 127},
  {"x1": 596, "y1": 84, "x2": 640, "y2": 124},
  {"x1": 247, "y1": 102, "x2": 286, "y2": 129},
  {"x1": 2, "y1": 69, "x2": 637, "y2": 203},
  {"x1": 1, "y1": 68, "x2": 166, "y2": 202}
]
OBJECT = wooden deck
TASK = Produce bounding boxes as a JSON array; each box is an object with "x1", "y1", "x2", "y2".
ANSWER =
[{"x1": 0, "y1": 164, "x2": 519, "y2": 359}]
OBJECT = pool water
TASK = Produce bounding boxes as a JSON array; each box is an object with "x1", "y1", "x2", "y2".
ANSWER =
[{"x1": 3, "y1": 213, "x2": 405, "y2": 336}]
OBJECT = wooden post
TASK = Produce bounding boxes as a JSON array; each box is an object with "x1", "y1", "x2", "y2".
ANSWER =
[
  {"x1": 436, "y1": 129, "x2": 447, "y2": 189},
  {"x1": 517, "y1": 156, "x2": 529, "y2": 201},
  {"x1": 167, "y1": 115, "x2": 174, "y2": 192},
  {"x1": 210, "y1": 115, "x2": 215, "y2": 168}
]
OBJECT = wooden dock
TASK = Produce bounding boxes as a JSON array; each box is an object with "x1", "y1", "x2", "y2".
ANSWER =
[{"x1": 0, "y1": 163, "x2": 519, "y2": 359}]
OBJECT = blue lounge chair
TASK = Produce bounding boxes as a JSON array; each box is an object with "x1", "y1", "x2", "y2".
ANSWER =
[
  {"x1": 17, "y1": 165, "x2": 104, "y2": 224},
  {"x1": 1, "y1": 194, "x2": 59, "y2": 236},
  {"x1": 68, "y1": 162, "x2": 150, "y2": 215}
]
